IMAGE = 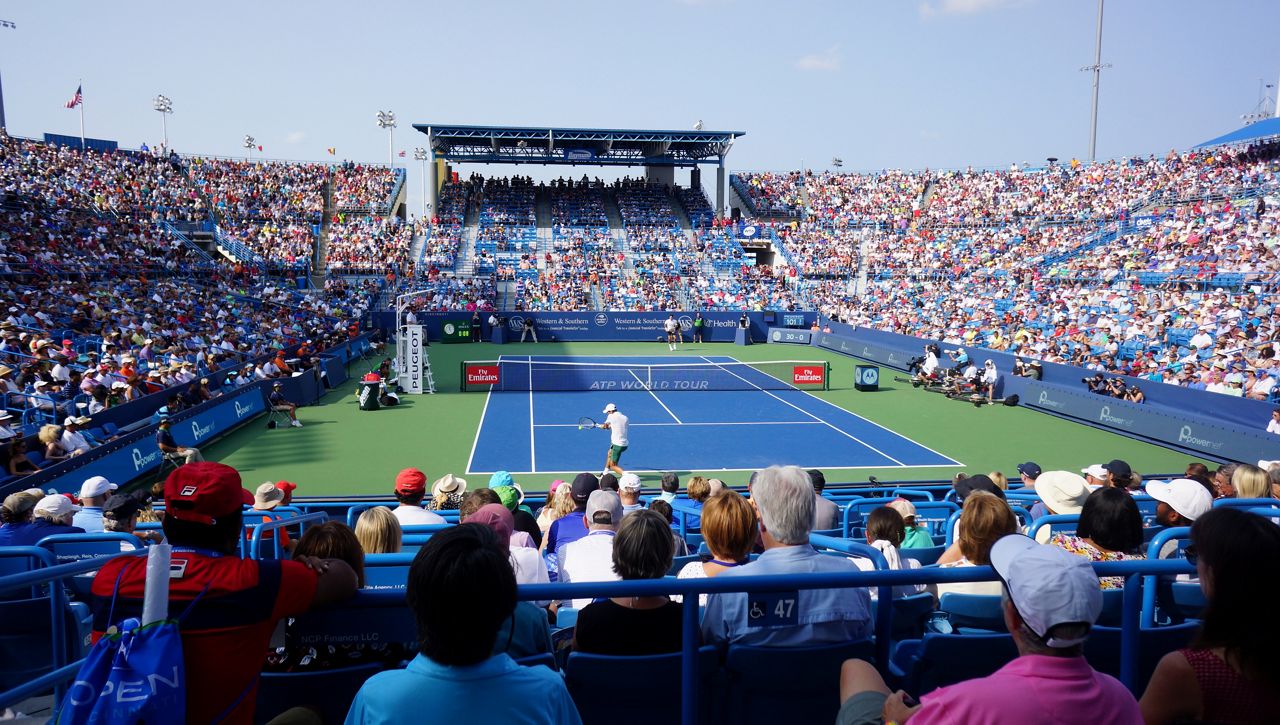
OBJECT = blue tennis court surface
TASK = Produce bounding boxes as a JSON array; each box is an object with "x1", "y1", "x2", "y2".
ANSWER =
[{"x1": 466, "y1": 355, "x2": 961, "y2": 474}]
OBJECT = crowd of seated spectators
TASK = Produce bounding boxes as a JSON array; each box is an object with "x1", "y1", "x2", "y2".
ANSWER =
[
  {"x1": 548, "y1": 178, "x2": 608, "y2": 228},
  {"x1": 616, "y1": 179, "x2": 678, "y2": 228},
  {"x1": 10, "y1": 454, "x2": 1277, "y2": 723},
  {"x1": 332, "y1": 162, "x2": 396, "y2": 211},
  {"x1": 326, "y1": 216, "x2": 419, "y2": 273},
  {"x1": 0, "y1": 134, "x2": 207, "y2": 223},
  {"x1": 400, "y1": 275, "x2": 496, "y2": 313},
  {"x1": 676, "y1": 185, "x2": 714, "y2": 227}
]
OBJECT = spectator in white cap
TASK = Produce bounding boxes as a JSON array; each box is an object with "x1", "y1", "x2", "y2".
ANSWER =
[
  {"x1": 7, "y1": 494, "x2": 87, "y2": 546},
  {"x1": 1033, "y1": 471, "x2": 1092, "y2": 543},
  {"x1": 1081, "y1": 464, "x2": 1109, "y2": 490},
  {"x1": 61, "y1": 415, "x2": 93, "y2": 456},
  {"x1": 618, "y1": 473, "x2": 644, "y2": 517},
  {"x1": 557, "y1": 490, "x2": 623, "y2": 611},
  {"x1": 836, "y1": 534, "x2": 1140, "y2": 725},
  {"x1": 1146, "y1": 478, "x2": 1213, "y2": 559},
  {"x1": 72, "y1": 475, "x2": 119, "y2": 532}
]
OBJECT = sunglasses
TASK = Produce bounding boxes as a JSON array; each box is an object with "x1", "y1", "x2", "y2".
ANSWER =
[{"x1": 1183, "y1": 543, "x2": 1198, "y2": 566}]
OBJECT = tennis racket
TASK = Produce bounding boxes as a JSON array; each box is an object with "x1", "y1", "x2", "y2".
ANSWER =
[{"x1": 578, "y1": 416, "x2": 598, "y2": 430}]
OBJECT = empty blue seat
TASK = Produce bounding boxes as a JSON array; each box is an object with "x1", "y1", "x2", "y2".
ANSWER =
[
  {"x1": 889, "y1": 632, "x2": 1018, "y2": 695},
  {"x1": 565, "y1": 645, "x2": 719, "y2": 724},
  {"x1": 255, "y1": 662, "x2": 383, "y2": 724},
  {"x1": 938, "y1": 593, "x2": 1005, "y2": 633},
  {"x1": 723, "y1": 639, "x2": 875, "y2": 725},
  {"x1": 1084, "y1": 622, "x2": 1198, "y2": 687}
]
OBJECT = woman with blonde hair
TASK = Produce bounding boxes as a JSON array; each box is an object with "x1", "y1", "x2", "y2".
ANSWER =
[
  {"x1": 1231, "y1": 464, "x2": 1274, "y2": 499},
  {"x1": 355, "y1": 506, "x2": 403, "y2": 554},
  {"x1": 987, "y1": 471, "x2": 1008, "y2": 491},
  {"x1": 38, "y1": 425, "x2": 70, "y2": 463},
  {"x1": 536, "y1": 481, "x2": 575, "y2": 542}
]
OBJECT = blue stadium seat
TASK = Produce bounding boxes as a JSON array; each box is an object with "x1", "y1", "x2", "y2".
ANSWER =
[
  {"x1": 903, "y1": 544, "x2": 946, "y2": 566},
  {"x1": 1084, "y1": 622, "x2": 1198, "y2": 687},
  {"x1": 564, "y1": 645, "x2": 719, "y2": 725},
  {"x1": 938, "y1": 593, "x2": 1005, "y2": 633},
  {"x1": 723, "y1": 639, "x2": 875, "y2": 725},
  {"x1": 255, "y1": 662, "x2": 383, "y2": 724},
  {"x1": 889, "y1": 632, "x2": 1018, "y2": 695},
  {"x1": 0, "y1": 595, "x2": 89, "y2": 693}
]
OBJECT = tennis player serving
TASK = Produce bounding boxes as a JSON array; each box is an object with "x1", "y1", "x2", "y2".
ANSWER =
[{"x1": 597, "y1": 402, "x2": 629, "y2": 476}]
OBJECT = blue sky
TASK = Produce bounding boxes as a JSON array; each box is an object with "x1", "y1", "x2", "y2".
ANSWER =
[{"x1": 0, "y1": 0, "x2": 1276, "y2": 201}]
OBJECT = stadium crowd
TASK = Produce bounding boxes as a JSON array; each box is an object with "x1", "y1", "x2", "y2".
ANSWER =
[{"x1": 4, "y1": 456, "x2": 1275, "y2": 723}]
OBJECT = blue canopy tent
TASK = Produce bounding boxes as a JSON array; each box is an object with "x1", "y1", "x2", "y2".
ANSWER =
[{"x1": 1194, "y1": 117, "x2": 1280, "y2": 148}]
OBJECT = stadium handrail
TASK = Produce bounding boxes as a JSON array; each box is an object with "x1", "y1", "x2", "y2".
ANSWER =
[
  {"x1": 247, "y1": 512, "x2": 329, "y2": 560},
  {"x1": 0, "y1": 549, "x2": 1196, "y2": 721}
]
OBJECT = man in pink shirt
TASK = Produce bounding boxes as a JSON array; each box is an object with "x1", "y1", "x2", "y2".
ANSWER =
[{"x1": 835, "y1": 534, "x2": 1141, "y2": 725}]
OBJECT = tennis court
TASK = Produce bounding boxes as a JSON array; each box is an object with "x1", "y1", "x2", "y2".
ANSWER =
[{"x1": 466, "y1": 355, "x2": 961, "y2": 474}]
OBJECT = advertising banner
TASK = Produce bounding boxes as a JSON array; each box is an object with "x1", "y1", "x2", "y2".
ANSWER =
[
  {"x1": 404, "y1": 325, "x2": 424, "y2": 395},
  {"x1": 28, "y1": 389, "x2": 266, "y2": 494},
  {"x1": 466, "y1": 364, "x2": 501, "y2": 387},
  {"x1": 792, "y1": 365, "x2": 826, "y2": 386},
  {"x1": 400, "y1": 311, "x2": 818, "y2": 343}
]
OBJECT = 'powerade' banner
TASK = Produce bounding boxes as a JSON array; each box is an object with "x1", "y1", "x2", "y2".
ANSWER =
[
  {"x1": 401, "y1": 311, "x2": 818, "y2": 343},
  {"x1": 1015, "y1": 379, "x2": 1280, "y2": 463},
  {"x1": 31, "y1": 389, "x2": 266, "y2": 494}
]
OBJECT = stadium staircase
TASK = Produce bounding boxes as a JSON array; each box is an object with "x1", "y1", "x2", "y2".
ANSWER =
[
  {"x1": 160, "y1": 221, "x2": 215, "y2": 263},
  {"x1": 312, "y1": 181, "x2": 334, "y2": 287},
  {"x1": 407, "y1": 231, "x2": 428, "y2": 271},
  {"x1": 669, "y1": 187, "x2": 694, "y2": 230},
  {"x1": 455, "y1": 200, "x2": 482, "y2": 276},
  {"x1": 918, "y1": 178, "x2": 938, "y2": 211}
]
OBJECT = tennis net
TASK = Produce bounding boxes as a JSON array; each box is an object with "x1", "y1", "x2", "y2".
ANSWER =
[{"x1": 460, "y1": 359, "x2": 831, "y2": 392}]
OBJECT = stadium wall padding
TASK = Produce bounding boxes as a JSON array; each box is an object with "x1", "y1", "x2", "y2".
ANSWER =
[
  {"x1": 392, "y1": 311, "x2": 818, "y2": 343},
  {"x1": 806, "y1": 323, "x2": 1280, "y2": 464}
]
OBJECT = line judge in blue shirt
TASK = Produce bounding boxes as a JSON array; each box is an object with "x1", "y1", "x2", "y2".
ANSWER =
[
  {"x1": 345, "y1": 523, "x2": 580, "y2": 725},
  {"x1": 701, "y1": 465, "x2": 872, "y2": 647}
]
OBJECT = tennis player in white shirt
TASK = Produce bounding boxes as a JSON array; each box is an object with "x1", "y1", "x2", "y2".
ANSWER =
[{"x1": 599, "y1": 403, "x2": 630, "y2": 476}]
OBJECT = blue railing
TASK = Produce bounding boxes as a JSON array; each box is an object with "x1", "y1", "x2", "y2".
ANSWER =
[{"x1": 0, "y1": 542, "x2": 1197, "y2": 722}]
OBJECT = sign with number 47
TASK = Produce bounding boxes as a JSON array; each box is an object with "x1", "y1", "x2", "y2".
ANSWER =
[{"x1": 747, "y1": 590, "x2": 799, "y2": 628}]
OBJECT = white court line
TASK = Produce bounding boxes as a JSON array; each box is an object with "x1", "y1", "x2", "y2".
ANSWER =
[
  {"x1": 528, "y1": 355, "x2": 537, "y2": 473},
  {"x1": 718, "y1": 355, "x2": 962, "y2": 467},
  {"x1": 534, "y1": 421, "x2": 824, "y2": 428},
  {"x1": 700, "y1": 355, "x2": 906, "y2": 466},
  {"x1": 465, "y1": 354, "x2": 501, "y2": 476},
  {"x1": 628, "y1": 368, "x2": 683, "y2": 423}
]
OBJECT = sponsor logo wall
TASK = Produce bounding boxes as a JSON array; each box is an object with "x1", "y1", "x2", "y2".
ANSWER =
[{"x1": 401, "y1": 311, "x2": 817, "y2": 343}]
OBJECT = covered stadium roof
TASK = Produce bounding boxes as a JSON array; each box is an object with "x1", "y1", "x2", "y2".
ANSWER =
[
  {"x1": 412, "y1": 124, "x2": 744, "y2": 167},
  {"x1": 1195, "y1": 117, "x2": 1280, "y2": 148}
]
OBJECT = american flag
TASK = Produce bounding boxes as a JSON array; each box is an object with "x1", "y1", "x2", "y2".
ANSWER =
[{"x1": 65, "y1": 85, "x2": 82, "y2": 109}]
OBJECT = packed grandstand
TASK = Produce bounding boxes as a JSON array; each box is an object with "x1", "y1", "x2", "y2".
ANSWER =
[{"x1": 2, "y1": 120, "x2": 1280, "y2": 725}]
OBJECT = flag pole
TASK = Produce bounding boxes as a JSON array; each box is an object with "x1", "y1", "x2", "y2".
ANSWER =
[{"x1": 77, "y1": 79, "x2": 85, "y2": 149}]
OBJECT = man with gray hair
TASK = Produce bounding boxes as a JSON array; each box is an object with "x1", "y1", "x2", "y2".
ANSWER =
[
  {"x1": 657, "y1": 472, "x2": 680, "y2": 503},
  {"x1": 701, "y1": 465, "x2": 871, "y2": 647},
  {"x1": 558, "y1": 490, "x2": 624, "y2": 610}
]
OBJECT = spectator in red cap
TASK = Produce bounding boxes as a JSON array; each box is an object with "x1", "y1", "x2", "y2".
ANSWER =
[
  {"x1": 392, "y1": 468, "x2": 445, "y2": 526},
  {"x1": 89, "y1": 463, "x2": 357, "y2": 725}
]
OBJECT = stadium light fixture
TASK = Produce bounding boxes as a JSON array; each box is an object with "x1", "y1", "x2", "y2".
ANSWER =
[
  {"x1": 693, "y1": 120, "x2": 704, "y2": 131},
  {"x1": 153, "y1": 94, "x2": 173, "y2": 149},
  {"x1": 376, "y1": 110, "x2": 396, "y2": 168},
  {"x1": 413, "y1": 147, "x2": 429, "y2": 218},
  {"x1": 243, "y1": 134, "x2": 255, "y2": 162},
  {"x1": 0, "y1": 19, "x2": 15, "y2": 130},
  {"x1": 1080, "y1": 0, "x2": 1111, "y2": 162},
  {"x1": 832, "y1": 157, "x2": 843, "y2": 170}
]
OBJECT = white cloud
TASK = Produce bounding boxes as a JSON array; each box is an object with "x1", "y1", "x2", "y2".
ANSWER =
[
  {"x1": 919, "y1": 0, "x2": 1026, "y2": 19},
  {"x1": 285, "y1": 131, "x2": 306, "y2": 144},
  {"x1": 794, "y1": 46, "x2": 841, "y2": 72}
]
